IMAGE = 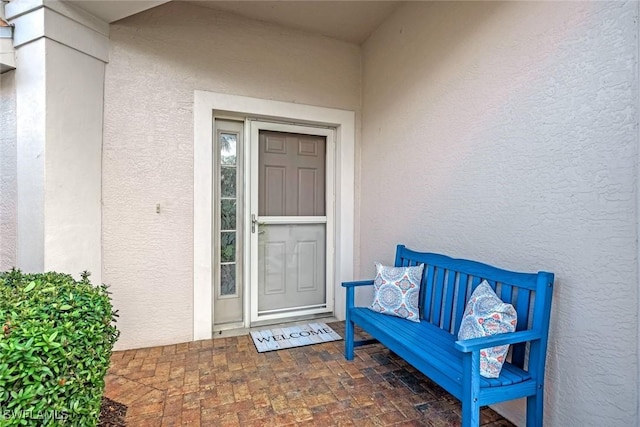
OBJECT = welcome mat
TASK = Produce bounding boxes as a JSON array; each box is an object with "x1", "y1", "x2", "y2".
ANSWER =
[{"x1": 250, "y1": 322, "x2": 342, "y2": 353}]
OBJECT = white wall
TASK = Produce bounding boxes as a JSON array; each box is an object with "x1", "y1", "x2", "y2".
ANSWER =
[
  {"x1": 43, "y1": 40, "x2": 104, "y2": 284},
  {"x1": 0, "y1": 70, "x2": 16, "y2": 270},
  {"x1": 361, "y1": 1, "x2": 637, "y2": 426},
  {"x1": 103, "y1": 1, "x2": 361, "y2": 350}
]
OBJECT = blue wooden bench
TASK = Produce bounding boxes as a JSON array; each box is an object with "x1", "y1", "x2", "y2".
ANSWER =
[{"x1": 343, "y1": 245, "x2": 554, "y2": 427}]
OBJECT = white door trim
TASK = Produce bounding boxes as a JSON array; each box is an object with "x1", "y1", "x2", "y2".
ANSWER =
[
  {"x1": 249, "y1": 120, "x2": 335, "y2": 323},
  {"x1": 193, "y1": 91, "x2": 355, "y2": 341}
]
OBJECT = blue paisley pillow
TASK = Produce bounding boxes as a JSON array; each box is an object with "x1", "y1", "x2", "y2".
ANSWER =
[
  {"x1": 457, "y1": 280, "x2": 517, "y2": 378},
  {"x1": 369, "y1": 263, "x2": 424, "y2": 322}
]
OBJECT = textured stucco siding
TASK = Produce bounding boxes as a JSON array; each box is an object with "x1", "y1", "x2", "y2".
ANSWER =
[
  {"x1": 103, "y1": 1, "x2": 361, "y2": 350},
  {"x1": 43, "y1": 40, "x2": 104, "y2": 285},
  {"x1": 0, "y1": 70, "x2": 16, "y2": 271},
  {"x1": 361, "y1": 2, "x2": 638, "y2": 426}
]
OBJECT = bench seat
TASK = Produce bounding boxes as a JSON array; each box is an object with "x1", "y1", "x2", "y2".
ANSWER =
[{"x1": 351, "y1": 307, "x2": 532, "y2": 391}]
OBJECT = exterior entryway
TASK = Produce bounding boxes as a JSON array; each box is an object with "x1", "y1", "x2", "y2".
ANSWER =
[
  {"x1": 193, "y1": 91, "x2": 355, "y2": 342},
  {"x1": 212, "y1": 118, "x2": 336, "y2": 331}
]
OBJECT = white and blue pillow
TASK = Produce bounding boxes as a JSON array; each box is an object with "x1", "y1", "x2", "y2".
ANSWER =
[
  {"x1": 457, "y1": 280, "x2": 517, "y2": 378},
  {"x1": 369, "y1": 263, "x2": 424, "y2": 322}
]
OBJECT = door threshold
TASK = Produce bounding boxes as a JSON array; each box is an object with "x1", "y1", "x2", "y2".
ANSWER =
[{"x1": 214, "y1": 315, "x2": 338, "y2": 339}]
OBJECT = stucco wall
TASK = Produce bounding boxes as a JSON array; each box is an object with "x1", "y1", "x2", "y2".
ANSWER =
[
  {"x1": 103, "y1": 1, "x2": 361, "y2": 350},
  {"x1": 44, "y1": 40, "x2": 104, "y2": 285},
  {"x1": 0, "y1": 70, "x2": 16, "y2": 271},
  {"x1": 361, "y1": 1, "x2": 638, "y2": 426}
]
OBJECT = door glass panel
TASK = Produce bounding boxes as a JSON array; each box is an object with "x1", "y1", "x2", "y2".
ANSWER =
[
  {"x1": 221, "y1": 167, "x2": 236, "y2": 197},
  {"x1": 218, "y1": 132, "x2": 238, "y2": 292},
  {"x1": 220, "y1": 199, "x2": 236, "y2": 230},
  {"x1": 220, "y1": 133, "x2": 237, "y2": 165},
  {"x1": 220, "y1": 231, "x2": 236, "y2": 263},
  {"x1": 220, "y1": 264, "x2": 236, "y2": 296},
  {"x1": 257, "y1": 223, "x2": 326, "y2": 313}
]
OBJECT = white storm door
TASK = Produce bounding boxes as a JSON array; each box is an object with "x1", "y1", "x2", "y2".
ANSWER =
[{"x1": 249, "y1": 121, "x2": 335, "y2": 322}]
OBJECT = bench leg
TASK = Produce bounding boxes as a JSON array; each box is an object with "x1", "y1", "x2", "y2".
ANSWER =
[
  {"x1": 461, "y1": 398, "x2": 480, "y2": 427},
  {"x1": 461, "y1": 352, "x2": 481, "y2": 427},
  {"x1": 345, "y1": 319, "x2": 355, "y2": 360},
  {"x1": 526, "y1": 386, "x2": 544, "y2": 426}
]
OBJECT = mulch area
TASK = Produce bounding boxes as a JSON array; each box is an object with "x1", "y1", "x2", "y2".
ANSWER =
[{"x1": 98, "y1": 396, "x2": 127, "y2": 427}]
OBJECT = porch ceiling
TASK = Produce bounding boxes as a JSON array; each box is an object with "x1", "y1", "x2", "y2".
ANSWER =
[
  {"x1": 185, "y1": 1, "x2": 403, "y2": 44},
  {"x1": 68, "y1": 0, "x2": 402, "y2": 45}
]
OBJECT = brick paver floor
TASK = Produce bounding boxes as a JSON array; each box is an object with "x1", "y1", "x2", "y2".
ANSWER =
[{"x1": 105, "y1": 322, "x2": 515, "y2": 426}]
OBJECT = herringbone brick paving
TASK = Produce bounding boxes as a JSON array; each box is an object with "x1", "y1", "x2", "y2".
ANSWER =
[{"x1": 105, "y1": 322, "x2": 515, "y2": 426}]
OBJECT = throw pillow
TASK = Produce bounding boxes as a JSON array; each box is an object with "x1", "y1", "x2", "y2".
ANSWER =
[
  {"x1": 457, "y1": 280, "x2": 517, "y2": 378},
  {"x1": 369, "y1": 263, "x2": 424, "y2": 322}
]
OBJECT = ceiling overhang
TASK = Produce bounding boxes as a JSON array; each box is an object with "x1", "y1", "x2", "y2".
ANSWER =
[
  {"x1": 65, "y1": 0, "x2": 401, "y2": 45},
  {"x1": 66, "y1": 0, "x2": 171, "y2": 23}
]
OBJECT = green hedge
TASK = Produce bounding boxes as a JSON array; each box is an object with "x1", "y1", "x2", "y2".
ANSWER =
[{"x1": 0, "y1": 270, "x2": 119, "y2": 426}]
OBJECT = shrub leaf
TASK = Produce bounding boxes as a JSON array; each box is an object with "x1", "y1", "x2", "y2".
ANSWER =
[{"x1": 23, "y1": 281, "x2": 36, "y2": 293}]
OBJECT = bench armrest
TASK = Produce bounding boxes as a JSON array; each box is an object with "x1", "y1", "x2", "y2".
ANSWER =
[
  {"x1": 343, "y1": 280, "x2": 374, "y2": 311},
  {"x1": 341, "y1": 280, "x2": 375, "y2": 288},
  {"x1": 454, "y1": 330, "x2": 541, "y2": 353}
]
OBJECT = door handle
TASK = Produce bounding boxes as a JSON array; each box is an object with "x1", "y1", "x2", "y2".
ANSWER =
[{"x1": 251, "y1": 214, "x2": 265, "y2": 233}]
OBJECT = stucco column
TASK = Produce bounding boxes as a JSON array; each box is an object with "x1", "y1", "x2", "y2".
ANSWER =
[{"x1": 6, "y1": 0, "x2": 108, "y2": 284}]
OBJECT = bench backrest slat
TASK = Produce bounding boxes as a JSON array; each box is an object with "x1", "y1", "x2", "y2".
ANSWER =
[
  {"x1": 432, "y1": 267, "x2": 445, "y2": 326},
  {"x1": 453, "y1": 273, "x2": 470, "y2": 332},
  {"x1": 422, "y1": 264, "x2": 435, "y2": 322},
  {"x1": 395, "y1": 244, "x2": 554, "y2": 371},
  {"x1": 442, "y1": 271, "x2": 457, "y2": 332},
  {"x1": 512, "y1": 287, "x2": 533, "y2": 366},
  {"x1": 501, "y1": 283, "x2": 514, "y2": 305}
]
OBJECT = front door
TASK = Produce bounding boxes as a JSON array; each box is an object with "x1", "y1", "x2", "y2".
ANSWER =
[{"x1": 250, "y1": 121, "x2": 335, "y2": 323}]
